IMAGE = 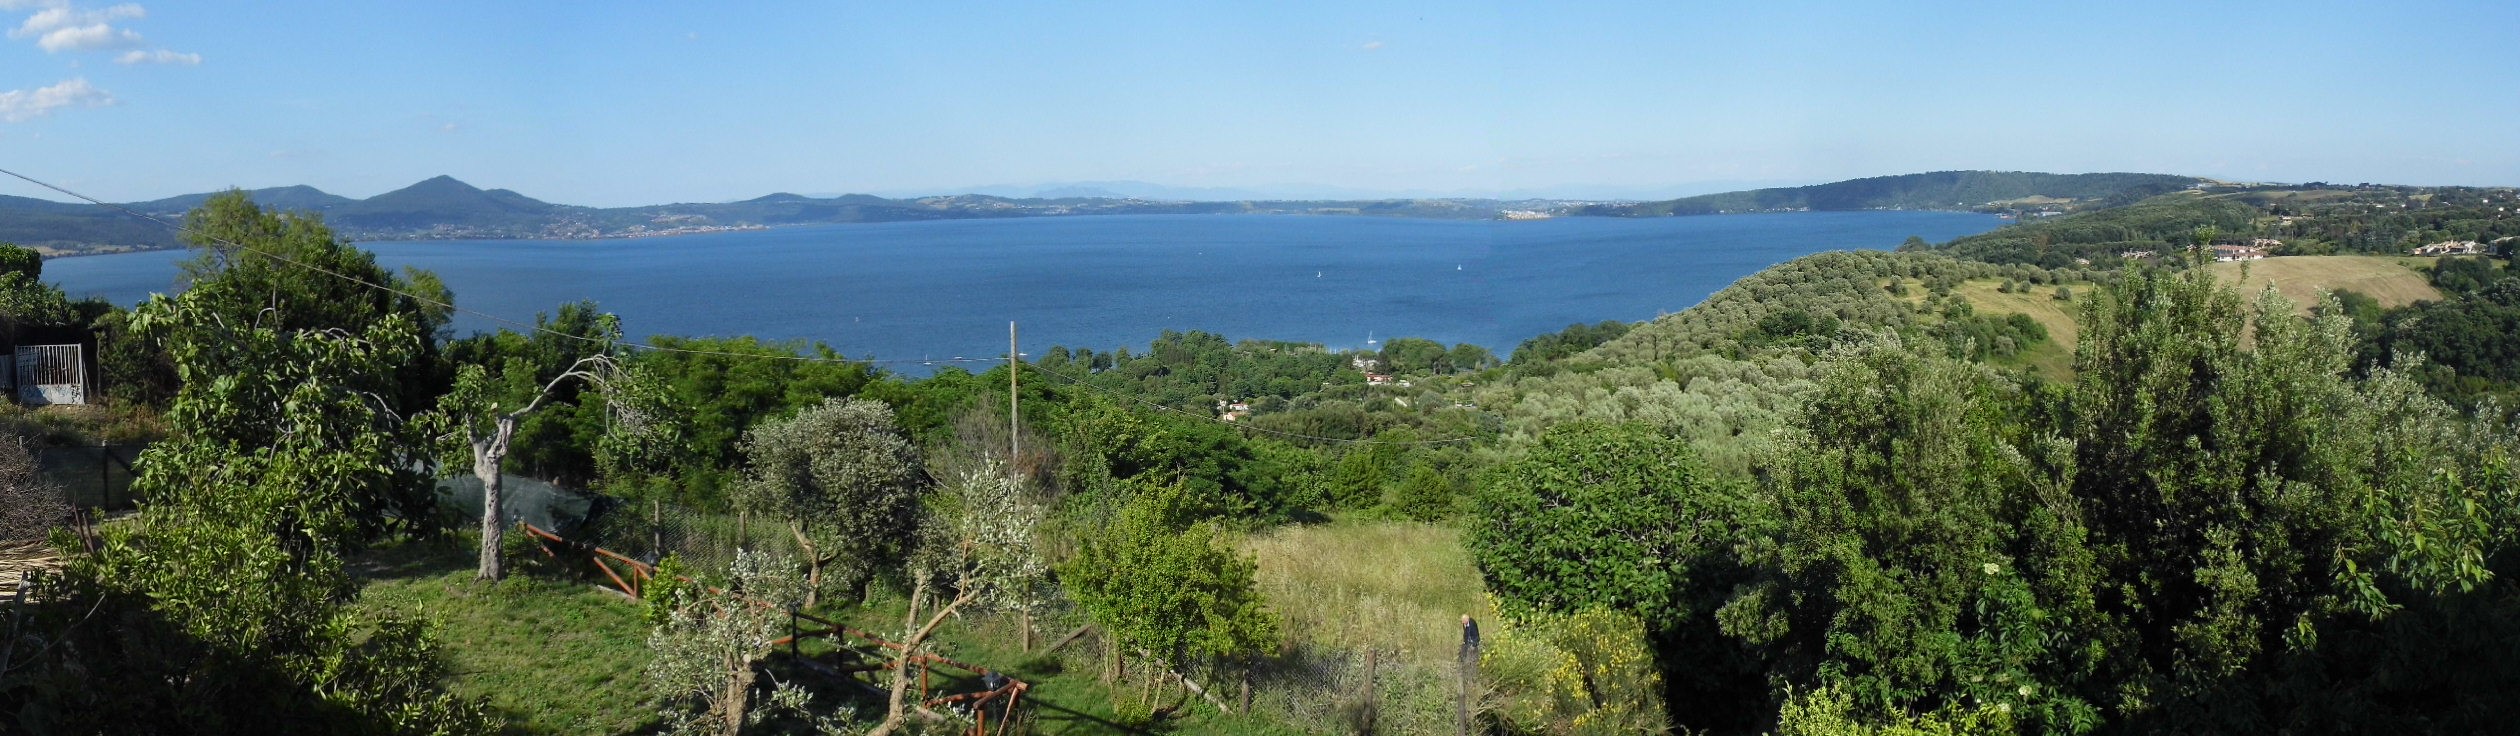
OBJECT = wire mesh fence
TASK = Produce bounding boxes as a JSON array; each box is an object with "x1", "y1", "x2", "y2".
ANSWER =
[
  {"x1": 36, "y1": 443, "x2": 145, "y2": 510},
  {"x1": 578, "y1": 499, "x2": 800, "y2": 574},
  {"x1": 993, "y1": 603, "x2": 1474, "y2": 735},
  {"x1": 1247, "y1": 643, "x2": 1465, "y2": 735}
]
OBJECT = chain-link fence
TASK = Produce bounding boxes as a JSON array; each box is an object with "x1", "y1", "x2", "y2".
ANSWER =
[
  {"x1": 995, "y1": 603, "x2": 1475, "y2": 735},
  {"x1": 579, "y1": 498, "x2": 800, "y2": 574},
  {"x1": 1247, "y1": 643, "x2": 1466, "y2": 735},
  {"x1": 37, "y1": 443, "x2": 145, "y2": 510},
  {"x1": 434, "y1": 472, "x2": 798, "y2": 575}
]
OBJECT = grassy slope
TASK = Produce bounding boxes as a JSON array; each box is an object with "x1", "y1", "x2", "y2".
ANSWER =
[
  {"x1": 1894, "y1": 278, "x2": 2092, "y2": 380},
  {"x1": 345, "y1": 518, "x2": 1495, "y2": 736},
  {"x1": 353, "y1": 541, "x2": 658, "y2": 736},
  {"x1": 2208, "y1": 255, "x2": 2442, "y2": 314},
  {"x1": 1908, "y1": 256, "x2": 2438, "y2": 379},
  {"x1": 1240, "y1": 519, "x2": 1495, "y2": 669},
  {"x1": 1952, "y1": 280, "x2": 2088, "y2": 379}
]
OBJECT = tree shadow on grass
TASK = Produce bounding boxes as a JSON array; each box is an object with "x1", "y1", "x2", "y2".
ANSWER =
[{"x1": 345, "y1": 536, "x2": 479, "y2": 582}]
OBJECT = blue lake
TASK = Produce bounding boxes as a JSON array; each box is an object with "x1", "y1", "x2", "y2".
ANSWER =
[{"x1": 43, "y1": 212, "x2": 1998, "y2": 372}]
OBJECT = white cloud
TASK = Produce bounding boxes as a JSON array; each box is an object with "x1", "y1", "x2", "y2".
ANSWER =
[
  {"x1": 1360, "y1": 40, "x2": 1384, "y2": 51},
  {"x1": 10, "y1": 3, "x2": 162, "y2": 56},
  {"x1": 115, "y1": 47, "x2": 193, "y2": 65},
  {"x1": 0, "y1": 77, "x2": 115, "y2": 122},
  {"x1": 13, "y1": 2, "x2": 139, "y2": 36},
  {"x1": 35, "y1": 22, "x2": 138, "y2": 51}
]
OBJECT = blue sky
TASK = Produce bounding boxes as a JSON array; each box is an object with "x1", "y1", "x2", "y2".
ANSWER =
[{"x1": 2, "y1": 1, "x2": 2515, "y2": 206}]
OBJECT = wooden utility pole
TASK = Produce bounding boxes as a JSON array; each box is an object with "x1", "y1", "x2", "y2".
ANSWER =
[
  {"x1": 1011, "y1": 320, "x2": 1029, "y2": 652},
  {"x1": 1009, "y1": 321, "x2": 1021, "y2": 465}
]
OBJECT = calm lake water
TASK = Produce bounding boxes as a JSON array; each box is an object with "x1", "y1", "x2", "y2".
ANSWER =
[{"x1": 44, "y1": 212, "x2": 1997, "y2": 371}]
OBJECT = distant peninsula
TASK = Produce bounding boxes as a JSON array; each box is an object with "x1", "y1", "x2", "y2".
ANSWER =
[
  {"x1": 1571, "y1": 171, "x2": 2204, "y2": 217},
  {"x1": 5, "y1": 170, "x2": 2209, "y2": 255}
]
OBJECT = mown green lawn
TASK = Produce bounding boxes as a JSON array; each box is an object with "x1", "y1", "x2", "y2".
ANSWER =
[{"x1": 353, "y1": 540, "x2": 659, "y2": 736}]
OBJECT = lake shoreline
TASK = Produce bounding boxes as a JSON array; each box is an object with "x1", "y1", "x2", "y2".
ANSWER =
[
  {"x1": 44, "y1": 211, "x2": 2003, "y2": 374},
  {"x1": 34, "y1": 208, "x2": 1997, "y2": 260}
]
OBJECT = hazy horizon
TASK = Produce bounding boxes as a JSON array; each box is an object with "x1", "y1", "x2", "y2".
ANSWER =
[{"x1": 4, "y1": 1, "x2": 2516, "y2": 207}]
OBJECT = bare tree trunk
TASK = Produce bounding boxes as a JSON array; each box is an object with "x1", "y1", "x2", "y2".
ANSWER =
[
  {"x1": 870, "y1": 580, "x2": 925, "y2": 736},
  {"x1": 474, "y1": 416, "x2": 516, "y2": 581},
  {"x1": 789, "y1": 522, "x2": 820, "y2": 608},
  {"x1": 868, "y1": 580, "x2": 978, "y2": 736},
  {"x1": 721, "y1": 647, "x2": 755, "y2": 736}
]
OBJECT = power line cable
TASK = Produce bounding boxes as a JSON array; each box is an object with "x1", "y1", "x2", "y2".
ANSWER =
[
  {"x1": 1024, "y1": 361, "x2": 1477, "y2": 446},
  {"x1": 0, "y1": 166, "x2": 1477, "y2": 446}
]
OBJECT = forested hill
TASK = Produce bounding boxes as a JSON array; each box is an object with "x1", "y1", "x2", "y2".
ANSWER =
[{"x1": 1573, "y1": 170, "x2": 2202, "y2": 217}]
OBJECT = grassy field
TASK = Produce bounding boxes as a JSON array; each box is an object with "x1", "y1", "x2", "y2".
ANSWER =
[
  {"x1": 353, "y1": 540, "x2": 659, "y2": 736},
  {"x1": 1945, "y1": 280, "x2": 2089, "y2": 378},
  {"x1": 1905, "y1": 256, "x2": 2444, "y2": 380},
  {"x1": 1239, "y1": 519, "x2": 1494, "y2": 670},
  {"x1": 347, "y1": 519, "x2": 1494, "y2": 735},
  {"x1": 2208, "y1": 255, "x2": 2441, "y2": 314},
  {"x1": 358, "y1": 539, "x2": 1305, "y2": 735}
]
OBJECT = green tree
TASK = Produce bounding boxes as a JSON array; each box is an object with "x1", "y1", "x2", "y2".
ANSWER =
[
  {"x1": 1470, "y1": 422, "x2": 1734, "y2": 624},
  {"x1": 172, "y1": 191, "x2": 455, "y2": 413},
  {"x1": 434, "y1": 312, "x2": 674, "y2": 581},
  {"x1": 1510, "y1": 320, "x2": 1634, "y2": 364},
  {"x1": 646, "y1": 550, "x2": 849, "y2": 736},
  {"x1": 2, "y1": 281, "x2": 488, "y2": 733},
  {"x1": 1720, "y1": 336, "x2": 2102, "y2": 733},
  {"x1": 1380, "y1": 337, "x2": 1450, "y2": 374},
  {"x1": 1388, "y1": 461, "x2": 1454, "y2": 521},
  {"x1": 868, "y1": 462, "x2": 1050, "y2": 736},
  {"x1": 0, "y1": 242, "x2": 39, "y2": 280},
  {"x1": 2066, "y1": 269, "x2": 2510, "y2": 729},
  {"x1": 625, "y1": 336, "x2": 880, "y2": 509},
  {"x1": 1061, "y1": 480, "x2": 1277, "y2": 721},
  {"x1": 1469, "y1": 421, "x2": 1762, "y2": 730},
  {"x1": 733, "y1": 396, "x2": 922, "y2": 606}
]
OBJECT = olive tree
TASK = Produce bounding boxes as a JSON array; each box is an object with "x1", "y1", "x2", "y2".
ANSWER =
[
  {"x1": 645, "y1": 549, "x2": 853, "y2": 736},
  {"x1": 433, "y1": 311, "x2": 674, "y2": 581},
  {"x1": 734, "y1": 396, "x2": 921, "y2": 606},
  {"x1": 867, "y1": 461, "x2": 1050, "y2": 736}
]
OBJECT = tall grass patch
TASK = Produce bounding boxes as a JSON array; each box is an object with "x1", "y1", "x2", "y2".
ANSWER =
[{"x1": 1240, "y1": 519, "x2": 1494, "y2": 667}]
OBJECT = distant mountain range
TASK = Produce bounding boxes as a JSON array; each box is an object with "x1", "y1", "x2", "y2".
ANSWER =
[
  {"x1": 1574, "y1": 171, "x2": 2206, "y2": 217},
  {"x1": 1, "y1": 170, "x2": 2204, "y2": 254},
  {"x1": 930, "y1": 179, "x2": 1796, "y2": 202}
]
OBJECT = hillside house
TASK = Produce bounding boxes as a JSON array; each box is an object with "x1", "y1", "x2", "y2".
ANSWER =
[
  {"x1": 2412, "y1": 240, "x2": 2485, "y2": 256},
  {"x1": 1213, "y1": 399, "x2": 1251, "y2": 422},
  {"x1": 2210, "y1": 244, "x2": 2268, "y2": 262}
]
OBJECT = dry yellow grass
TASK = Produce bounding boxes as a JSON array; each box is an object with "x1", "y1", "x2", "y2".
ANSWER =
[
  {"x1": 1239, "y1": 520, "x2": 1494, "y2": 668},
  {"x1": 1926, "y1": 280, "x2": 2091, "y2": 379},
  {"x1": 2209, "y1": 255, "x2": 2441, "y2": 315}
]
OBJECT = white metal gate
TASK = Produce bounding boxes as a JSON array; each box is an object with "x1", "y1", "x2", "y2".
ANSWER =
[{"x1": 15, "y1": 344, "x2": 85, "y2": 406}]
